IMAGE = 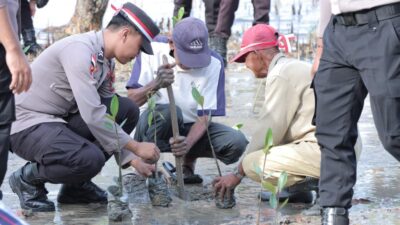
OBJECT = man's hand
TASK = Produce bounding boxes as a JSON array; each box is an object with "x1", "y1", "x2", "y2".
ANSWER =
[
  {"x1": 130, "y1": 158, "x2": 155, "y2": 177},
  {"x1": 6, "y1": 48, "x2": 32, "y2": 94},
  {"x1": 169, "y1": 136, "x2": 188, "y2": 157},
  {"x1": 154, "y1": 63, "x2": 175, "y2": 90},
  {"x1": 311, "y1": 37, "x2": 323, "y2": 78},
  {"x1": 212, "y1": 174, "x2": 241, "y2": 199},
  {"x1": 134, "y1": 142, "x2": 160, "y2": 164}
]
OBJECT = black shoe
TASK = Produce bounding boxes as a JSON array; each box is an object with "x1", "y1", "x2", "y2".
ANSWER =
[
  {"x1": 22, "y1": 28, "x2": 42, "y2": 56},
  {"x1": 259, "y1": 190, "x2": 314, "y2": 203},
  {"x1": 259, "y1": 177, "x2": 319, "y2": 203},
  {"x1": 57, "y1": 181, "x2": 107, "y2": 204},
  {"x1": 8, "y1": 163, "x2": 55, "y2": 212},
  {"x1": 321, "y1": 207, "x2": 349, "y2": 225}
]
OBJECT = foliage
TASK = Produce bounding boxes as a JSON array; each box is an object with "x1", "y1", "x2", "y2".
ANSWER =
[
  {"x1": 255, "y1": 128, "x2": 289, "y2": 225},
  {"x1": 232, "y1": 123, "x2": 243, "y2": 130},
  {"x1": 191, "y1": 84, "x2": 221, "y2": 176},
  {"x1": 172, "y1": 7, "x2": 185, "y2": 27}
]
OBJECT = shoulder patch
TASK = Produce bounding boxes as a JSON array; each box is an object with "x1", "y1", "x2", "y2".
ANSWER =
[{"x1": 89, "y1": 54, "x2": 98, "y2": 77}]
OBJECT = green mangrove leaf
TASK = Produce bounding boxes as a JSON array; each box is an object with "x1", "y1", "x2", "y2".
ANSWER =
[
  {"x1": 262, "y1": 181, "x2": 276, "y2": 194},
  {"x1": 119, "y1": 118, "x2": 127, "y2": 128},
  {"x1": 278, "y1": 171, "x2": 288, "y2": 192},
  {"x1": 147, "y1": 96, "x2": 156, "y2": 110},
  {"x1": 147, "y1": 111, "x2": 154, "y2": 127},
  {"x1": 191, "y1": 86, "x2": 204, "y2": 107},
  {"x1": 253, "y1": 162, "x2": 262, "y2": 175},
  {"x1": 280, "y1": 198, "x2": 289, "y2": 210},
  {"x1": 265, "y1": 128, "x2": 273, "y2": 150},
  {"x1": 104, "y1": 121, "x2": 114, "y2": 131},
  {"x1": 232, "y1": 123, "x2": 244, "y2": 130},
  {"x1": 157, "y1": 111, "x2": 165, "y2": 121},
  {"x1": 106, "y1": 114, "x2": 114, "y2": 121},
  {"x1": 177, "y1": 6, "x2": 185, "y2": 20},
  {"x1": 269, "y1": 193, "x2": 278, "y2": 209},
  {"x1": 110, "y1": 95, "x2": 119, "y2": 119}
]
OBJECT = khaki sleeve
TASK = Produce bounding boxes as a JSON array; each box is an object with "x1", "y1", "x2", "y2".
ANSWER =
[
  {"x1": 59, "y1": 43, "x2": 132, "y2": 155},
  {"x1": 246, "y1": 76, "x2": 300, "y2": 153}
]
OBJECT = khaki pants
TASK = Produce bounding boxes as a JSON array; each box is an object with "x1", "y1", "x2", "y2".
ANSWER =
[
  {"x1": 242, "y1": 141, "x2": 320, "y2": 187},
  {"x1": 242, "y1": 138, "x2": 362, "y2": 187}
]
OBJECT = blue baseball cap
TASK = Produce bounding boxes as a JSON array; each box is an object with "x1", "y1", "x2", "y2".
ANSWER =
[{"x1": 172, "y1": 17, "x2": 211, "y2": 68}]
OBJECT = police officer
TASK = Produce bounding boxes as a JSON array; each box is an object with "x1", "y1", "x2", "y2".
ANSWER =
[
  {"x1": 313, "y1": 0, "x2": 400, "y2": 224},
  {"x1": 8, "y1": 2, "x2": 163, "y2": 212},
  {"x1": 0, "y1": 0, "x2": 32, "y2": 201}
]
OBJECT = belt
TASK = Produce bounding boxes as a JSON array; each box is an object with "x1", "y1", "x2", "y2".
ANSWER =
[{"x1": 335, "y1": 2, "x2": 400, "y2": 26}]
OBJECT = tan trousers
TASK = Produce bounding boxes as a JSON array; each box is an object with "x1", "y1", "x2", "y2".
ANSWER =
[{"x1": 242, "y1": 141, "x2": 320, "y2": 187}]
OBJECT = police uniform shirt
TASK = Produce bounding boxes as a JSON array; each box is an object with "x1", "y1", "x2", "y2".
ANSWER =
[{"x1": 11, "y1": 30, "x2": 136, "y2": 165}]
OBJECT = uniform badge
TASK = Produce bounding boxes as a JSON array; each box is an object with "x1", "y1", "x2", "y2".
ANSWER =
[{"x1": 89, "y1": 54, "x2": 98, "y2": 78}]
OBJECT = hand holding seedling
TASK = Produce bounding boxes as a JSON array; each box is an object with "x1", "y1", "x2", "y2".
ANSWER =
[
  {"x1": 130, "y1": 158, "x2": 156, "y2": 177},
  {"x1": 155, "y1": 62, "x2": 176, "y2": 90},
  {"x1": 169, "y1": 136, "x2": 188, "y2": 157},
  {"x1": 132, "y1": 141, "x2": 160, "y2": 164}
]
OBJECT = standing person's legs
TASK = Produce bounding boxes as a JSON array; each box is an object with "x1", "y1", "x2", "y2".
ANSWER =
[
  {"x1": 207, "y1": 0, "x2": 239, "y2": 66},
  {"x1": 315, "y1": 18, "x2": 368, "y2": 224},
  {"x1": 252, "y1": 0, "x2": 270, "y2": 24},
  {"x1": 20, "y1": 0, "x2": 41, "y2": 55},
  {"x1": 0, "y1": 45, "x2": 15, "y2": 200},
  {"x1": 173, "y1": 0, "x2": 192, "y2": 19},
  {"x1": 360, "y1": 15, "x2": 400, "y2": 162},
  {"x1": 203, "y1": 0, "x2": 221, "y2": 34}
]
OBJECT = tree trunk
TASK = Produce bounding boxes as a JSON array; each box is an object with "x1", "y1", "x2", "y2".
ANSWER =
[{"x1": 65, "y1": 0, "x2": 109, "y2": 35}]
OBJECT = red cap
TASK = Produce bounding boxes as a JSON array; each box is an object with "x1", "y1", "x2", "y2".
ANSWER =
[{"x1": 231, "y1": 24, "x2": 279, "y2": 63}]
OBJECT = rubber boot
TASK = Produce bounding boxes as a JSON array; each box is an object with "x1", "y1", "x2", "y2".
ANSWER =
[
  {"x1": 57, "y1": 181, "x2": 107, "y2": 204},
  {"x1": 22, "y1": 28, "x2": 42, "y2": 56},
  {"x1": 321, "y1": 207, "x2": 349, "y2": 225},
  {"x1": 209, "y1": 35, "x2": 228, "y2": 67},
  {"x1": 8, "y1": 162, "x2": 55, "y2": 212}
]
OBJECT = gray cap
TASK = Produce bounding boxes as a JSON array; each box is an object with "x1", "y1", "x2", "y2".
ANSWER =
[{"x1": 172, "y1": 17, "x2": 211, "y2": 68}]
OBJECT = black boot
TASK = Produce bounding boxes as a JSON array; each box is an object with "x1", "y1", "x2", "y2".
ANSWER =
[
  {"x1": 57, "y1": 181, "x2": 107, "y2": 204},
  {"x1": 8, "y1": 162, "x2": 55, "y2": 212},
  {"x1": 321, "y1": 207, "x2": 349, "y2": 225},
  {"x1": 22, "y1": 28, "x2": 42, "y2": 56},
  {"x1": 209, "y1": 35, "x2": 228, "y2": 67},
  {"x1": 259, "y1": 177, "x2": 319, "y2": 203}
]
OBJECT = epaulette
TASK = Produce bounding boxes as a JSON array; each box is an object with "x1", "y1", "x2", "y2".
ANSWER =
[{"x1": 97, "y1": 48, "x2": 104, "y2": 64}]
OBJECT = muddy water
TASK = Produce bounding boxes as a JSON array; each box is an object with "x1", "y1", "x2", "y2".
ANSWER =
[{"x1": 2, "y1": 71, "x2": 400, "y2": 224}]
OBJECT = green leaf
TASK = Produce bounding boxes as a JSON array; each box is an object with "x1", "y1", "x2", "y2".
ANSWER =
[
  {"x1": 106, "y1": 113, "x2": 115, "y2": 121},
  {"x1": 264, "y1": 128, "x2": 273, "y2": 150},
  {"x1": 23, "y1": 45, "x2": 31, "y2": 54},
  {"x1": 177, "y1": 7, "x2": 185, "y2": 20},
  {"x1": 262, "y1": 146, "x2": 270, "y2": 155},
  {"x1": 253, "y1": 162, "x2": 262, "y2": 175},
  {"x1": 110, "y1": 95, "x2": 119, "y2": 118},
  {"x1": 147, "y1": 112, "x2": 154, "y2": 127},
  {"x1": 262, "y1": 181, "x2": 276, "y2": 194},
  {"x1": 119, "y1": 118, "x2": 127, "y2": 128},
  {"x1": 172, "y1": 17, "x2": 178, "y2": 27},
  {"x1": 191, "y1": 86, "x2": 204, "y2": 107},
  {"x1": 277, "y1": 171, "x2": 288, "y2": 192},
  {"x1": 147, "y1": 96, "x2": 156, "y2": 110},
  {"x1": 269, "y1": 193, "x2": 278, "y2": 209},
  {"x1": 232, "y1": 123, "x2": 243, "y2": 130},
  {"x1": 279, "y1": 198, "x2": 289, "y2": 210},
  {"x1": 104, "y1": 121, "x2": 114, "y2": 130}
]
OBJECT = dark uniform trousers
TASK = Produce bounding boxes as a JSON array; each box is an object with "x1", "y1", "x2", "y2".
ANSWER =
[
  {"x1": 10, "y1": 96, "x2": 139, "y2": 184},
  {"x1": 0, "y1": 45, "x2": 16, "y2": 200},
  {"x1": 314, "y1": 5, "x2": 400, "y2": 209},
  {"x1": 134, "y1": 104, "x2": 248, "y2": 165},
  {"x1": 174, "y1": 0, "x2": 270, "y2": 38}
]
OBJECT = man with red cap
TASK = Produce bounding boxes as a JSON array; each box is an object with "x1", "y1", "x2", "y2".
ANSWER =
[
  {"x1": 8, "y1": 2, "x2": 164, "y2": 212},
  {"x1": 213, "y1": 24, "x2": 322, "y2": 203}
]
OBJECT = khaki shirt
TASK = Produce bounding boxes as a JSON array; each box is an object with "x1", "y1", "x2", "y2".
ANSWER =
[
  {"x1": 11, "y1": 30, "x2": 135, "y2": 165},
  {"x1": 247, "y1": 53, "x2": 317, "y2": 153},
  {"x1": 0, "y1": 0, "x2": 19, "y2": 37}
]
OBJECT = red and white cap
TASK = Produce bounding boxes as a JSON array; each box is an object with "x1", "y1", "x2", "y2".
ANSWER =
[
  {"x1": 111, "y1": 2, "x2": 160, "y2": 55},
  {"x1": 231, "y1": 24, "x2": 279, "y2": 63}
]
